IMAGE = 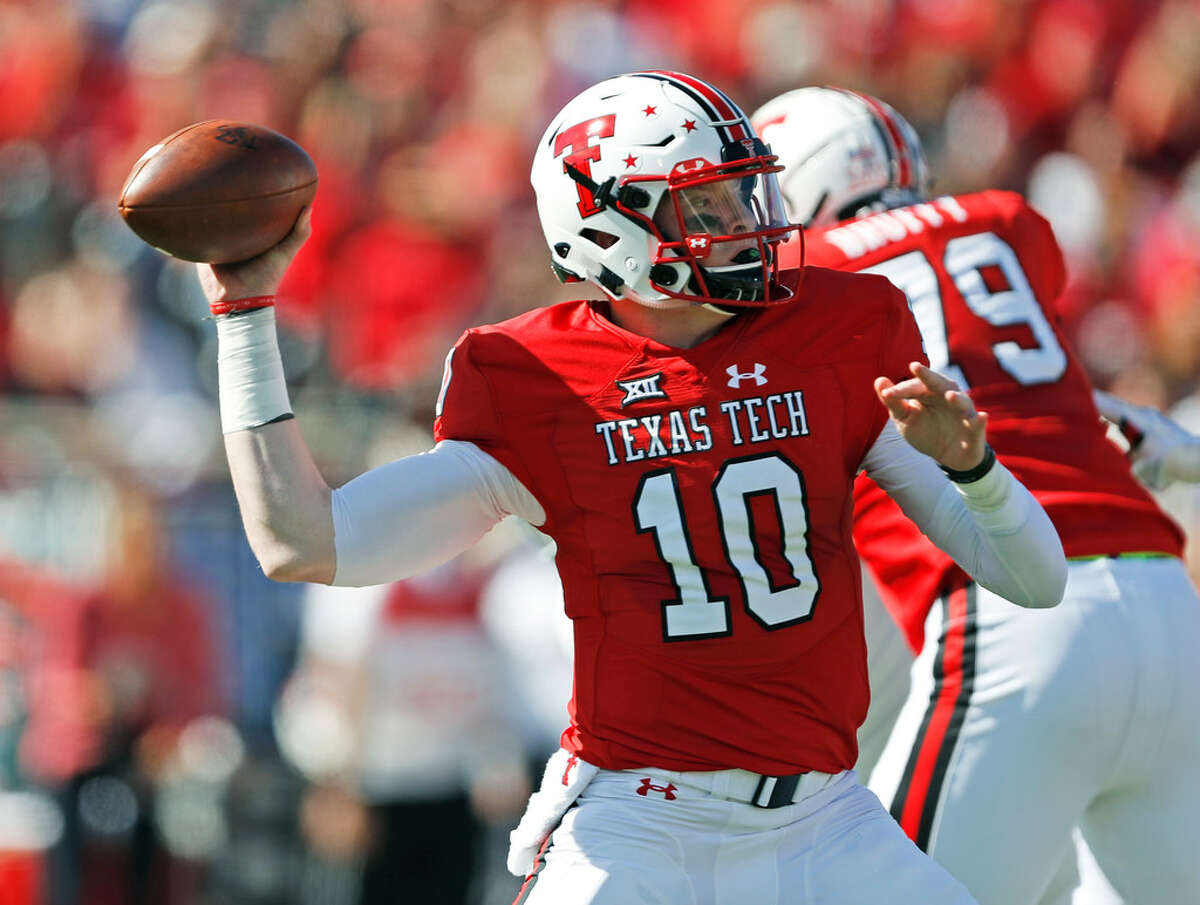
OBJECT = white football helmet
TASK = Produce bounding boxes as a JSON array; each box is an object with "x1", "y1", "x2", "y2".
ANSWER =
[
  {"x1": 530, "y1": 71, "x2": 802, "y2": 308},
  {"x1": 751, "y1": 86, "x2": 930, "y2": 227}
]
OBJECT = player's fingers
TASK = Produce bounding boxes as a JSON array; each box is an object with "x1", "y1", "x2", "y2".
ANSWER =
[
  {"x1": 945, "y1": 389, "x2": 977, "y2": 418},
  {"x1": 213, "y1": 206, "x2": 312, "y2": 283},
  {"x1": 912, "y1": 362, "x2": 961, "y2": 395},
  {"x1": 875, "y1": 377, "x2": 913, "y2": 420},
  {"x1": 296, "y1": 206, "x2": 314, "y2": 238},
  {"x1": 963, "y1": 408, "x2": 987, "y2": 439},
  {"x1": 194, "y1": 261, "x2": 227, "y2": 301},
  {"x1": 277, "y1": 206, "x2": 313, "y2": 254},
  {"x1": 881, "y1": 376, "x2": 932, "y2": 400}
]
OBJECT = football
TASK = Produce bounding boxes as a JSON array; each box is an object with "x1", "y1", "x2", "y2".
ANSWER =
[{"x1": 118, "y1": 120, "x2": 318, "y2": 264}]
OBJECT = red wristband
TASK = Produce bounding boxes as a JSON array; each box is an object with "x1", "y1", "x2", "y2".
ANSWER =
[{"x1": 209, "y1": 296, "x2": 276, "y2": 316}]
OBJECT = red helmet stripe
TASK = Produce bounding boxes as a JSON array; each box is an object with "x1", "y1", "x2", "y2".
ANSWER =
[
  {"x1": 840, "y1": 88, "x2": 912, "y2": 187},
  {"x1": 643, "y1": 69, "x2": 748, "y2": 141},
  {"x1": 752, "y1": 112, "x2": 787, "y2": 133}
]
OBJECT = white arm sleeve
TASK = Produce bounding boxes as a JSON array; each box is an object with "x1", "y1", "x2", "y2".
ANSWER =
[
  {"x1": 861, "y1": 423, "x2": 1066, "y2": 607},
  {"x1": 330, "y1": 440, "x2": 546, "y2": 587}
]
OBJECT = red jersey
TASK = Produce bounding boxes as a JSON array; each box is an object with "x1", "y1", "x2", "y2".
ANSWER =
[
  {"x1": 434, "y1": 268, "x2": 924, "y2": 775},
  {"x1": 794, "y1": 191, "x2": 1183, "y2": 652}
]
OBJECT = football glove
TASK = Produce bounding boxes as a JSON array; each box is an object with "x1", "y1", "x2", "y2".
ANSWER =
[{"x1": 1093, "y1": 390, "x2": 1200, "y2": 490}]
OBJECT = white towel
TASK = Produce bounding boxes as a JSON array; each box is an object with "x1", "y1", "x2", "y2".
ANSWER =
[{"x1": 507, "y1": 748, "x2": 598, "y2": 876}]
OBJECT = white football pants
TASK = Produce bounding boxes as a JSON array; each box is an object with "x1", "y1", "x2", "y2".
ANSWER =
[
  {"x1": 515, "y1": 764, "x2": 975, "y2": 905},
  {"x1": 868, "y1": 555, "x2": 1200, "y2": 905}
]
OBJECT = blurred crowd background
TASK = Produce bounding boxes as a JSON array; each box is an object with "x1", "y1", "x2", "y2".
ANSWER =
[{"x1": 2, "y1": 0, "x2": 1200, "y2": 903}]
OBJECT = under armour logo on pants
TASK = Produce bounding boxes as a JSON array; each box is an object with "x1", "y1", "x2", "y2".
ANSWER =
[{"x1": 636, "y1": 778, "x2": 678, "y2": 800}]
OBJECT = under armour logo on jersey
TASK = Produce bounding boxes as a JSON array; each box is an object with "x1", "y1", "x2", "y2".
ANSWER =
[
  {"x1": 726, "y1": 363, "x2": 767, "y2": 388},
  {"x1": 636, "y1": 778, "x2": 677, "y2": 800},
  {"x1": 617, "y1": 372, "x2": 668, "y2": 407}
]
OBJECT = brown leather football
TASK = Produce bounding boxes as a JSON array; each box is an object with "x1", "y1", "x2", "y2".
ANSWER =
[{"x1": 118, "y1": 120, "x2": 318, "y2": 263}]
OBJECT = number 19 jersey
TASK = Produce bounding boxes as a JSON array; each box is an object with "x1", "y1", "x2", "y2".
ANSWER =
[
  {"x1": 799, "y1": 190, "x2": 1184, "y2": 652},
  {"x1": 434, "y1": 267, "x2": 924, "y2": 775}
]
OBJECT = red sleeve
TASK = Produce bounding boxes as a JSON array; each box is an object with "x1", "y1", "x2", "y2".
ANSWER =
[
  {"x1": 867, "y1": 276, "x2": 929, "y2": 447},
  {"x1": 433, "y1": 330, "x2": 504, "y2": 449},
  {"x1": 432, "y1": 330, "x2": 543, "y2": 508},
  {"x1": 878, "y1": 278, "x2": 929, "y2": 383}
]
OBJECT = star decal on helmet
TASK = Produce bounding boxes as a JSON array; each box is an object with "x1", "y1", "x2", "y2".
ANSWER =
[
  {"x1": 642, "y1": 105, "x2": 657, "y2": 116},
  {"x1": 682, "y1": 119, "x2": 697, "y2": 132},
  {"x1": 623, "y1": 154, "x2": 639, "y2": 169}
]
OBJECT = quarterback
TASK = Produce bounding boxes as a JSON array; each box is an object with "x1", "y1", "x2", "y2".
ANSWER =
[
  {"x1": 201, "y1": 72, "x2": 1067, "y2": 905},
  {"x1": 755, "y1": 85, "x2": 1200, "y2": 905}
]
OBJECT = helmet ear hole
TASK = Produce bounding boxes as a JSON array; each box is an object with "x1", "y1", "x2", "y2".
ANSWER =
[
  {"x1": 580, "y1": 228, "x2": 620, "y2": 249},
  {"x1": 551, "y1": 261, "x2": 584, "y2": 283},
  {"x1": 598, "y1": 265, "x2": 625, "y2": 294},
  {"x1": 649, "y1": 263, "x2": 679, "y2": 286}
]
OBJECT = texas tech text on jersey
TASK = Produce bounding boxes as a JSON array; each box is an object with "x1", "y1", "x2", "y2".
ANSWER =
[{"x1": 593, "y1": 390, "x2": 810, "y2": 466}]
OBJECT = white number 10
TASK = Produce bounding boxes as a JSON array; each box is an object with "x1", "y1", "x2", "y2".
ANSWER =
[{"x1": 634, "y1": 452, "x2": 820, "y2": 641}]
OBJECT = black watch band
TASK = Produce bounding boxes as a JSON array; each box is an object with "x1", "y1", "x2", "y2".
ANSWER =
[{"x1": 939, "y1": 445, "x2": 997, "y2": 484}]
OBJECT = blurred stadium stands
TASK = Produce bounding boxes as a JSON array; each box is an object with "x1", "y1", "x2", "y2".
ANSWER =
[{"x1": 2, "y1": 0, "x2": 1200, "y2": 902}]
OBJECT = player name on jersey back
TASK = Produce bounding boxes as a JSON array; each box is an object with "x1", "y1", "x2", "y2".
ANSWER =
[{"x1": 821, "y1": 196, "x2": 969, "y2": 261}]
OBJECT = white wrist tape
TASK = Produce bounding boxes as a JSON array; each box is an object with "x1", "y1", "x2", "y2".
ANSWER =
[{"x1": 216, "y1": 307, "x2": 293, "y2": 434}]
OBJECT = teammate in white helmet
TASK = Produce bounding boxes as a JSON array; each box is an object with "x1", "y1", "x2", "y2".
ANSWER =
[
  {"x1": 753, "y1": 84, "x2": 1200, "y2": 905},
  {"x1": 197, "y1": 72, "x2": 1067, "y2": 905}
]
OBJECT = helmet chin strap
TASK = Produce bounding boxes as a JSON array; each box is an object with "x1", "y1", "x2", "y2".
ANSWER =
[
  {"x1": 700, "y1": 303, "x2": 741, "y2": 317},
  {"x1": 562, "y1": 164, "x2": 654, "y2": 230},
  {"x1": 688, "y1": 261, "x2": 769, "y2": 303},
  {"x1": 644, "y1": 257, "x2": 772, "y2": 309}
]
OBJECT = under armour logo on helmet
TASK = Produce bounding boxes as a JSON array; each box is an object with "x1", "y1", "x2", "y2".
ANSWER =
[
  {"x1": 726, "y1": 363, "x2": 767, "y2": 388},
  {"x1": 636, "y1": 778, "x2": 678, "y2": 800},
  {"x1": 672, "y1": 157, "x2": 711, "y2": 175},
  {"x1": 685, "y1": 234, "x2": 711, "y2": 258}
]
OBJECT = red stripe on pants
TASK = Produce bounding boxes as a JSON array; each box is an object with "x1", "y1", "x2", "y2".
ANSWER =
[{"x1": 897, "y1": 586, "x2": 967, "y2": 840}]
